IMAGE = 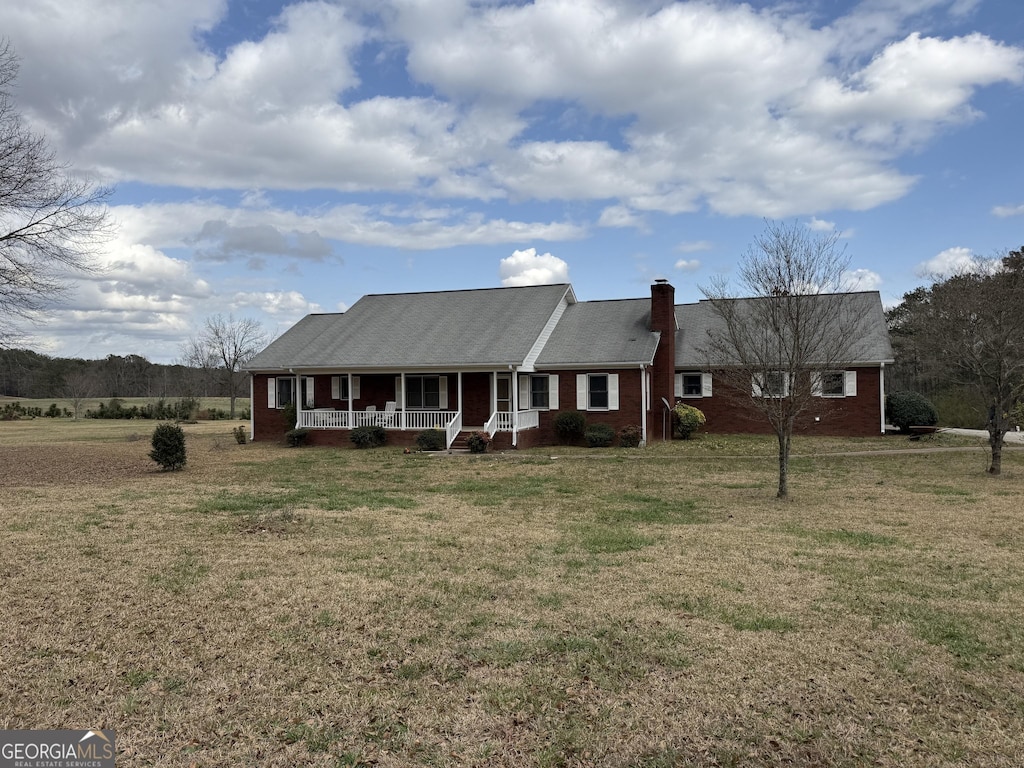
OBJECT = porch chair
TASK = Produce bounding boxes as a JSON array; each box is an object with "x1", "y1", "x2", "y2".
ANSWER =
[{"x1": 382, "y1": 400, "x2": 398, "y2": 427}]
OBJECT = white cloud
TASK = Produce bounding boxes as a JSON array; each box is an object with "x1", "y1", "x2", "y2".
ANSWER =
[
  {"x1": 499, "y1": 248, "x2": 570, "y2": 287},
  {"x1": 992, "y1": 203, "x2": 1024, "y2": 217},
  {"x1": 674, "y1": 259, "x2": 702, "y2": 273},
  {"x1": 808, "y1": 217, "x2": 836, "y2": 232},
  {"x1": 841, "y1": 268, "x2": 883, "y2": 291},
  {"x1": 916, "y1": 246, "x2": 976, "y2": 276},
  {"x1": 675, "y1": 240, "x2": 712, "y2": 254},
  {"x1": 598, "y1": 205, "x2": 646, "y2": 230}
]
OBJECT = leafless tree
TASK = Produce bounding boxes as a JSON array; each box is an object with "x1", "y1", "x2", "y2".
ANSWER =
[
  {"x1": 700, "y1": 221, "x2": 873, "y2": 498},
  {"x1": 181, "y1": 315, "x2": 267, "y2": 418},
  {"x1": 62, "y1": 366, "x2": 97, "y2": 419},
  {"x1": 899, "y1": 251, "x2": 1024, "y2": 474},
  {"x1": 0, "y1": 41, "x2": 111, "y2": 346}
]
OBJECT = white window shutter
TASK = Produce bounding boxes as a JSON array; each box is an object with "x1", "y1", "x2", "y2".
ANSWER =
[
  {"x1": 519, "y1": 375, "x2": 530, "y2": 409},
  {"x1": 674, "y1": 373, "x2": 683, "y2": 398},
  {"x1": 577, "y1": 374, "x2": 587, "y2": 409},
  {"x1": 395, "y1": 376, "x2": 403, "y2": 406},
  {"x1": 351, "y1": 376, "x2": 360, "y2": 400},
  {"x1": 304, "y1": 377, "x2": 315, "y2": 407},
  {"x1": 811, "y1": 373, "x2": 823, "y2": 397},
  {"x1": 751, "y1": 374, "x2": 762, "y2": 397},
  {"x1": 439, "y1": 376, "x2": 449, "y2": 409},
  {"x1": 267, "y1": 377, "x2": 277, "y2": 409},
  {"x1": 701, "y1": 373, "x2": 712, "y2": 397},
  {"x1": 608, "y1": 373, "x2": 619, "y2": 410},
  {"x1": 548, "y1": 374, "x2": 559, "y2": 410},
  {"x1": 331, "y1": 376, "x2": 340, "y2": 400},
  {"x1": 844, "y1": 370, "x2": 857, "y2": 397}
]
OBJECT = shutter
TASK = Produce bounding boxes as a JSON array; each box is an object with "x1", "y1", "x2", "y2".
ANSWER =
[
  {"x1": 701, "y1": 373, "x2": 712, "y2": 397},
  {"x1": 811, "y1": 373, "x2": 823, "y2": 397},
  {"x1": 548, "y1": 374, "x2": 559, "y2": 410},
  {"x1": 267, "y1": 377, "x2": 277, "y2": 408},
  {"x1": 577, "y1": 374, "x2": 588, "y2": 410},
  {"x1": 519, "y1": 375, "x2": 530, "y2": 409},
  {"x1": 395, "y1": 376, "x2": 403, "y2": 407},
  {"x1": 674, "y1": 373, "x2": 683, "y2": 398},
  {"x1": 351, "y1": 376, "x2": 360, "y2": 400},
  {"x1": 751, "y1": 374, "x2": 762, "y2": 397},
  {"x1": 844, "y1": 370, "x2": 857, "y2": 397},
  {"x1": 331, "y1": 376, "x2": 340, "y2": 400},
  {"x1": 304, "y1": 377, "x2": 315, "y2": 407},
  {"x1": 608, "y1": 373, "x2": 619, "y2": 410},
  {"x1": 439, "y1": 376, "x2": 449, "y2": 409}
]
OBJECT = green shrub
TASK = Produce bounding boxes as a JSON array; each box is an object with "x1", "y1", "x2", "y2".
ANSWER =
[
  {"x1": 467, "y1": 431, "x2": 491, "y2": 453},
  {"x1": 619, "y1": 424, "x2": 642, "y2": 448},
  {"x1": 886, "y1": 391, "x2": 938, "y2": 433},
  {"x1": 416, "y1": 429, "x2": 446, "y2": 451},
  {"x1": 285, "y1": 428, "x2": 310, "y2": 447},
  {"x1": 149, "y1": 423, "x2": 187, "y2": 471},
  {"x1": 282, "y1": 401, "x2": 297, "y2": 428},
  {"x1": 232, "y1": 425, "x2": 248, "y2": 445},
  {"x1": 584, "y1": 422, "x2": 615, "y2": 448},
  {"x1": 672, "y1": 402, "x2": 706, "y2": 439},
  {"x1": 554, "y1": 410, "x2": 586, "y2": 443},
  {"x1": 350, "y1": 425, "x2": 387, "y2": 449}
]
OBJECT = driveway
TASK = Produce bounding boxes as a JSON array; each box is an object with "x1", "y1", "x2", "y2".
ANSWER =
[{"x1": 941, "y1": 427, "x2": 1024, "y2": 444}]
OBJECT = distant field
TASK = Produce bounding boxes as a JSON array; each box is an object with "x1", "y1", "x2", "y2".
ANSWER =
[
  {"x1": 0, "y1": 395, "x2": 249, "y2": 415},
  {"x1": 1, "y1": 420, "x2": 1022, "y2": 766}
]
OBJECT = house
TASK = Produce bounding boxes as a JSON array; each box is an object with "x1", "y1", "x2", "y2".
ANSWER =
[{"x1": 245, "y1": 280, "x2": 894, "y2": 448}]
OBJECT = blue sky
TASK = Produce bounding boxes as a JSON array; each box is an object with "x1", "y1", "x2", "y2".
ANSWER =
[{"x1": 2, "y1": 0, "x2": 1022, "y2": 363}]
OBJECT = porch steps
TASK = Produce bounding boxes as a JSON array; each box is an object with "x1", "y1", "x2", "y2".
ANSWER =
[{"x1": 449, "y1": 427, "x2": 485, "y2": 451}]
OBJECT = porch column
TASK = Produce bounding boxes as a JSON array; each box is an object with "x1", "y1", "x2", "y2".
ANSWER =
[
  {"x1": 639, "y1": 364, "x2": 648, "y2": 446},
  {"x1": 511, "y1": 370, "x2": 519, "y2": 447},
  {"x1": 457, "y1": 371, "x2": 463, "y2": 424},
  {"x1": 248, "y1": 373, "x2": 254, "y2": 440},
  {"x1": 347, "y1": 373, "x2": 353, "y2": 429},
  {"x1": 295, "y1": 373, "x2": 303, "y2": 429},
  {"x1": 400, "y1": 372, "x2": 407, "y2": 431}
]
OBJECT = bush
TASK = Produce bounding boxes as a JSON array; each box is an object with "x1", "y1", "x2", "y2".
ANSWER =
[
  {"x1": 232, "y1": 425, "x2": 248, "y2": 445},
  {"x1": 584, "y1": 422, "x2": 615, "y2": 448},
  {"x1": 886, "y1": 391, "x2": 938, "y2": 433},
  {"x1": 149, "y1": 423, "x2": 186, "y2": 471},
  {"x1": 619, "y1": 424, "x2": 642, "y2": 448},
  {"x1": 672, "y1": 402, "x2": 706, "y2": 439},
  {"x1": 467, "y1": 431, "x2": 491, "y2": 453},
  {"x1": 285, "y1": 428, "x2": 310, "y2": 447},
  {"x1": 554, "y1": 410, "x2": 586, "y2": 443},
  {"x1": 350, "y1": 425, "x2": 387, "y2": 449},
  {"x1": 416, "y1": 429, "x2": 446, "y2": 451},
  {"x1": 282, "y1": 401, "x2": 297, "y2": 428}
]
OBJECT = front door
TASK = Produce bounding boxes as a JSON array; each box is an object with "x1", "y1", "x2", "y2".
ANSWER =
[{"x1": 496, "y1": 374, "x2": 512, "y2": 413}]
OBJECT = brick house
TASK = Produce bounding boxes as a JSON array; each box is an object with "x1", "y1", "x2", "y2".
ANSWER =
[{"x1": 245, "y1": 280, "x2": 893, "y2": 448}]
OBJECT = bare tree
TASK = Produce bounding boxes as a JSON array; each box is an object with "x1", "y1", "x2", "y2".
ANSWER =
[
  {"x1": 62, "y1": 365, "x2": 97, "y2": 419},
  {"x1": 182, "y1": 315, "x2": 267, "y2": 418},
  {"x1": 899, "y1": 251, "x2": 1024, "y2": 474},
  {"x1": 700, "y1": 221, "x2": 874, "y2": 498},
  {"x1": 0, "y1": 42, "x2": 111, "y2": 345}
]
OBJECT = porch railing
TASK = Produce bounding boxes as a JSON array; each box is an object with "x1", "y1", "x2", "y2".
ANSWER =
[
  {"x1": 518, "y1": 409, "x2": 540, "y2": 430},
  {"x1": 298, "y1": 409, "x2": 459, "y2": 432},
  {"x1": 445, "y1": 411, "x2": 463, "y2": 449},
  {"x1": 485, "y1": 411, "x2": 515, "y2": 437}
]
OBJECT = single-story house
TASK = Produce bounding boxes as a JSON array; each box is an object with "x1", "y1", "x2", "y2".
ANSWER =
[{"x1": 245, "y1": 280, "x2": 894, "y2": 448}]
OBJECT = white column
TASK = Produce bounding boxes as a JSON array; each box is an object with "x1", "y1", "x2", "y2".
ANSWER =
[
  {"x1": 511, "y1": 370, "x2": 519, "y2": 447},
  {"x1": 248, "y1": 374, "x2": 255, "y2": 440},
  {"x1": 347, "y1": 373, "x2": 353, "y2": 428}
]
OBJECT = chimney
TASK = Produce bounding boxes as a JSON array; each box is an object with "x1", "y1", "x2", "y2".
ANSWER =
[{"x1": 650, "y1": 279, "x2": 676, "y2": 440}]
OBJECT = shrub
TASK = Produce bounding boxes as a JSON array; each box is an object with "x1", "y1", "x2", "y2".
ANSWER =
[
  {"x1": 672, "y1": 402, "x2": 706, "y2": 440},
  {"x1": 149, "y1": 423, "x2": 187, "y2": 471},
  {"x1": 554, "y1": 410, "x2": 586, "y2": 443},
  {"x1": 466, "y1": 431, "x2": 491, "y2": 453},
  {"x1": 285, "y1": 428, "x2": 310, "y2": 447},
  {"x1": 416, "y1": 429, "x2": 446, "y2": 451},
  {"x1": 350, "y1": 425, "x2": 387, "y2": 449},
  {"x1": 886, "y1": 391, "x2": 938, "y2": 433},
  {"x1": 232, "y1": 425, "x2": 248, "y2": 445},
  {"x1": 619, "y1": 424, "x2": 642, "y2": 448},
  {"x1": 282, "y1": 401, "x2": 297, "y2": 429},
  {"x1": 584, "y1": 422, "x2": 615, "y2": 448}
]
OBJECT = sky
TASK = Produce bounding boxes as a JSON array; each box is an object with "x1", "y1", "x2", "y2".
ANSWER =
[{"x1": 2, "y1": 0, "x2": 1022, "y2": 364}]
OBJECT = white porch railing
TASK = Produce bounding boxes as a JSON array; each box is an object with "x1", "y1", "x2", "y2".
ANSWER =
[
  {"x1": 518, "y1": 409, "x2": 540, "y2": 430},
  {"x1": 485, "y1": 411, "x2": 516, "y2": 437},
  {"x1": 298, "y1": 408, "x2": 459, "y2": 432},
  {"x1": 445, "y1": 411, "x2": 463, "y2": 449}
]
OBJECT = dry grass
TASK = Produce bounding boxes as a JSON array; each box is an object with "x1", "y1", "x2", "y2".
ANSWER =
[{"x1": 2, "y1": 421, "x2": 1022, "y2": 767}]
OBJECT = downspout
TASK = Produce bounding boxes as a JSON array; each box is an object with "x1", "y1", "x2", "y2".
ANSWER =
[
  {"x1": 879, "y1": 362, "x2": 886, "y2": 434},
  {"x1": 639, "y1": 363, "x2": 648, "y2": 446},
  {"x1": 249, "y1": 373, "x2": 254, "y2": 441}
]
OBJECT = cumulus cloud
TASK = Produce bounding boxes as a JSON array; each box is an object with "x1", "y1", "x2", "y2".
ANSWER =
[
  {"x1": 992, "y1": 203, "x2": 1024, "y2": 217},
  {"x1": 597, "y1": 205, "x2": 647, "y2": 230},
  {"x1": 916, "y1": 246, "x2": 977, "y2": 276},
  {"x1": 674, "y1": 259, "x2": 702, "y2": 273},
  {"x1": 841, "y1": 268, "x2": 883, "y2": 292},
  {"x1": 188, "y1": 221, "x2": 337, "y2": 266},
  {"x1": 676, "y1": 240, "x2": 713, "y2": 254},
  {"x1": 499, "y1": 248, "x2": 570, "y2": 287}
]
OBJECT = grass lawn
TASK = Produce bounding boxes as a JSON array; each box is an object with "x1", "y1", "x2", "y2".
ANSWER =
[{"x1": 1, "y1": 421, "x2": 1022, "y2": 766}]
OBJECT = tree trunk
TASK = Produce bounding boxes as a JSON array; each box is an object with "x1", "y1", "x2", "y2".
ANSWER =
[
  {"x1": 776, "y1": 430, "x2": 791, "y2": 499},
  {"x1": 988, "y1": 427, "x2": 1004, "y2": 475},
  {"x1": 229, "y1": 393, "x2": 237, "y2": 420}
]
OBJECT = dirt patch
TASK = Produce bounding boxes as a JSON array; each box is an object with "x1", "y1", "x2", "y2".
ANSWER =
[{"x1": 0, "y1": 441, "x2": 156, "y2": 486}]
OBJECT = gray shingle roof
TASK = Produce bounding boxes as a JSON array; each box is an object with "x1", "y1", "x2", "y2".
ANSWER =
[
  {"x1": 535, "y1": 298, "x2": 660, "y2": 367},
  {"x1": 675, "y1": 292, "x2": 894, "y2": 367},
  {"x1": 247, "y1": 283, "x2": 574, "y2": 370}
]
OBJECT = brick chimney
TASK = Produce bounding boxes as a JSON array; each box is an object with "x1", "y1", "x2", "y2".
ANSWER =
[{"x1": 650, "y1": 279, "x2": 676, "y2": 440}]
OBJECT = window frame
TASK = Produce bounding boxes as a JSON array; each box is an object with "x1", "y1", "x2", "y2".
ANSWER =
[
  {"x1": 530, "y1": 374, "x2": 550, "y2": 410},
  {"x1": 754, "y1": 370, "x2": 789, "y2": 398},
  {"x1": 587, "y1": 373, "x2": 610, "y2": 410},
  {"x1": 405, "y1": 375, "x2": 441, "y2": 410}
]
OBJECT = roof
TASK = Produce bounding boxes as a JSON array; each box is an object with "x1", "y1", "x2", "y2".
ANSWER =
[
  {"x1": 535, "y1": 298, "x2": 659, "y2": 367},
  {"x1": 675, "y1": 291, "x2": 894, "y2": 367},
  {"x1": 247, "y1": 283, "x2": 574, "y2": 370}
]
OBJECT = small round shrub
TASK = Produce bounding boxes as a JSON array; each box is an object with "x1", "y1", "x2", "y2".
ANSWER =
[
  {"x1": 350, "y1": 425, "x2": 387, "y2": 449},
  {"x1": 466, "y1": 431, "x2": 491, "y2": 453},
  {"x1": 554, "y1": 410, "x2": 586, "y2": 443},
  {"x1": 149, "y1": 422, "x2": 186, "y2": 471},
  {"x1": 886, "y1": 391, "x2": 938, "y2": 433},
  {"x1": 232, "y1": 425, "x2": 248, "y2": 445},
  {"x1": 619, "y1": 424, "x2": 642, "y2": 448},
  {"x1": 285, "y1": 427, "x2": 310, "y2": 447},
  {"x1": 584, "y1": 422, "x2": 615, "y2": 448},
  {"x1": 416, "y1": 429, "x2": 446, "y2": 451},
  {"x1": 672, "y1": 402, "x2": 706, "y2": 440}
]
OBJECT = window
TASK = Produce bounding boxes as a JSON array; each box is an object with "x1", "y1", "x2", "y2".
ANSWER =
[
  {"x1": 520, "y1": 374, "x2": 558, "y2": 410},
  {"x1": 267, "y1": 376, "x2": 295, "y2": 409},
  {"x1": 681, "y1": 374, "x2": 702, "y2": 396},
  {"x1": 675, "y1": 372, "x2": 712, "y2": 398},
  {"x1": 754, "y1": 370, "x2": 789, "y2": 398},
  {"x1": 530, "y1": 375, "x2": 549, "y2": 409},
  {"x1": 331, "y1": 375, "x2": 361, "y2": 401},
  {"x1": 813, "y1": 371, "x2": 856, "y2": 398},
  {"x1": 588, "y1": 374, "x2": 609, "y2": 409},
  {"x1": 406, "y1": 375, "x2": 441, "y2": 409}
]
